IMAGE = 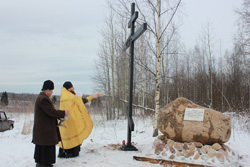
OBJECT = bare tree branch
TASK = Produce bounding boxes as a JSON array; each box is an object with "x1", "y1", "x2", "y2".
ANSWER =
[{"x1": 159, "y1": 0, "x2": 182, "y2": 40}]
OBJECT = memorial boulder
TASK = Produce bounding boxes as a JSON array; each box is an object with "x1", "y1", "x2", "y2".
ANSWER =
[{"x1": 157, "y1": 97, "x2": 231, "y2": 145}]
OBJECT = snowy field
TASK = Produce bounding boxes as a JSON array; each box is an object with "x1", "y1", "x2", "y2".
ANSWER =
[{"x1": 0, "y1": 111, "x2": 250, "y2": 167}]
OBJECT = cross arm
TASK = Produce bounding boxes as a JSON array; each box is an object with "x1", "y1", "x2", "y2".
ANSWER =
[
  {"x1": 131, "y1": 23, "x2": 147, "y2": 42},
  {"x1": 122, "y1": 23, "x2": 147, "y2": 51}
]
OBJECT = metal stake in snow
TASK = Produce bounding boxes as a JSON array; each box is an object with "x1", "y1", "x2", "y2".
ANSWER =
[{"x1": 121, "y1": 2, "x2": 147, "y2": 151}]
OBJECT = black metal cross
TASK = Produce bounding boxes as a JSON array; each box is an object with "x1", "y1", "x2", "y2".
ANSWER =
[{"x1": 121, "y1": 2, "x2": 147, "y2": 151}]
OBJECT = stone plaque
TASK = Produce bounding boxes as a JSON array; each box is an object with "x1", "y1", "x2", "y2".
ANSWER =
[{"x1": 184, "y1": 108, "x2": 204, "y2": 121}]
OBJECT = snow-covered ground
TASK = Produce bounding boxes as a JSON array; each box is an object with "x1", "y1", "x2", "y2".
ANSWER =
[{"x1": 0, "y1": 111, "x2": 249, "y2": 167}]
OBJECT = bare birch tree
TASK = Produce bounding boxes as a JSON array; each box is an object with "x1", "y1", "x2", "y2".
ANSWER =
[
  {"x1": 235, "y1": 0, "x2": 250, "y2": 57},
  {"x1": 200, "y1": 22, "x2": 216, "y2": 108},
  {"x1": 93, "y1": 7, "x2": 118, "y2": 120},
  {"x1": 151, "y1": 0, "x2": 182, "y2": 137}
]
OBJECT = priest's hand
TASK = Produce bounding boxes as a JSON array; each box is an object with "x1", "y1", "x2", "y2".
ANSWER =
[{"x1": 92, "y1": 94, "x2": 99, "y2": 99}]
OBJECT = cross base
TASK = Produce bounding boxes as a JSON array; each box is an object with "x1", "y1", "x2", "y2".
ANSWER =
[{"x1": 121, "y1": 144, "x2": 138, "y2": 151}]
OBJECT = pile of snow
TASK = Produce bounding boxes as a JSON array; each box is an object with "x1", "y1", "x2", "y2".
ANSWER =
[{"x1": 0, "y1": 111, "x2": 250, "y2": 167}]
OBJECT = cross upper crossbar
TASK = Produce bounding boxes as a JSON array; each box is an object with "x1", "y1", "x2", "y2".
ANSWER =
[{"x1": 128, "y1": 11, "x2": 138, "y2": 28}]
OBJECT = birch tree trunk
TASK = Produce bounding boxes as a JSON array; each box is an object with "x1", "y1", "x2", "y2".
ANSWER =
[
  {"x1": 111, "y1": 25, "x2": 115, "y2": 120},
  {"x1": 122, "y1": 51, "x2": 128, "y2": 115},
  {"x1": 208, "y1": 39, "x2": 213, "y2": 108},
  {"x1": 153, "y1": 0, "x2": 161, "y2": 137},
  {"x1": 204, "y1": 23, "x2": 213, "y2": 108},
  {"x1": 106, "y1": 53, "x2": 112, "y2": 120},
  {"x1": 116, "y1": 58, "x2": 120, "y2": 118}
]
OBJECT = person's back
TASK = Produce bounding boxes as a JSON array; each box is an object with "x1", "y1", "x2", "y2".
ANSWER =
[
  {"x1": 58, "y1": 81, "x2": 99, "y2": 158},
  {"x1": 32, "y1": 80, "x2": 69, "y2": 167}
]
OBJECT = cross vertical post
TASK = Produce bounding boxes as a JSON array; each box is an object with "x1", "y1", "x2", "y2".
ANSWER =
[{"x1": 121, "y1": 2, "x2": 147, "y2": 151}]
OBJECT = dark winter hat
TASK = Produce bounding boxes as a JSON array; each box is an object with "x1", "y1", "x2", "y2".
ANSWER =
[
  {"x1": 42, "y1": 80, "x2": 54, "y2": 90},
  {"x1": 63, "y1": 81, "x2": 73, "y2": 90}
]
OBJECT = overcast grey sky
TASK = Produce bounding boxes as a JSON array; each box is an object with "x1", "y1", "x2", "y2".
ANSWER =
[
  {"x1": 0, "y1": 0, "x2": 241, "y2": 95},
  {"x1": 180, "y1": 0, "x2": 240, "y2": 52}
]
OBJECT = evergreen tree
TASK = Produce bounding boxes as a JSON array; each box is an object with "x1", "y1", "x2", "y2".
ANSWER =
[{"x1": 1, "y1": 91, "x2": 9, "y2": 106}]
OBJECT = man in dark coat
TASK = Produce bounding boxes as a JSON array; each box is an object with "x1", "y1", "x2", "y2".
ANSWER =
[{"x1": 32, "y1": 80, "x2": 69, "y2": 167}]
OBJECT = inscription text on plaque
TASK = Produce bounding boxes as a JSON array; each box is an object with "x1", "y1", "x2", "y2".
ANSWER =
[{"x1": 184, "y1": 108, "x2": 204, "y2": 121}]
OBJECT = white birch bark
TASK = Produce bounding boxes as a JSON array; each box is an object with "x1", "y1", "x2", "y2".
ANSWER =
[{"x1": 152, "y1": 0, "x2": 161, "y2": 137}]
